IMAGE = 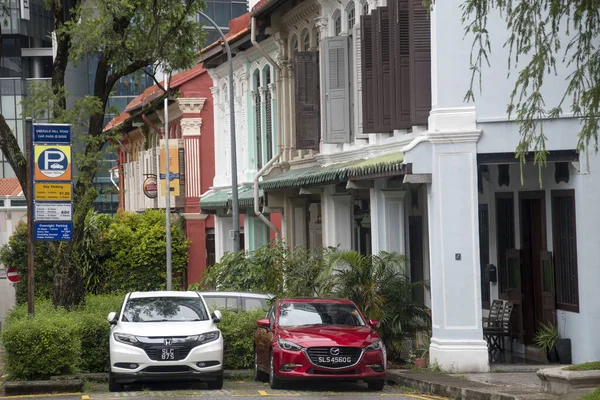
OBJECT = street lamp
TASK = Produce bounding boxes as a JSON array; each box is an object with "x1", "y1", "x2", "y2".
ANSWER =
[{"x1": 198, "y1": 11, "x2": 240, "y2": 252}]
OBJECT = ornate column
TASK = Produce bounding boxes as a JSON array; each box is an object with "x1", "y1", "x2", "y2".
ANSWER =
[{"x1": 177, "y1": 97, "x2": 208, "y2": 285}]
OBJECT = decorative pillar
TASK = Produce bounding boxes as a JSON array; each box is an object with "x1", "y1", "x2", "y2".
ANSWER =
[
  {"x1": 426, "y1": 106, "x2": 489, "y2": 373},
  {"x1": 177, "y1": 97, "x2": 207, "y2": 284}
]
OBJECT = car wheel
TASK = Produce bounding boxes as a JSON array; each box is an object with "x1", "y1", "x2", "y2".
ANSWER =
[
  {"x1": 108, "y1": 372, "x2": 124, "y2": 392},
  {"x1": 367, "y1": 380, "x2": 385, "y2": 391},
  {"x1": 254, "y1": 348, "x2": 268, "y2": 382},
  {"x1": 268, "y1": 351, "x2": 282, "y2": 390},
  {"x1": 207, "y1": 375, "x2": 224, "y2": 390}
]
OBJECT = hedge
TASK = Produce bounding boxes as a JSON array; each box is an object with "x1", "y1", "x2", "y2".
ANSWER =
[
  {"x1": 219, "y1": 309, "x2": 266, "y2": 369},
  {"x1": 1, "y1": 295, "x2": 266, "y2": 379}
]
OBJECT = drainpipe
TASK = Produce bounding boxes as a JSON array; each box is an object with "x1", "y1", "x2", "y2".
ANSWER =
[
  {"x1": 254, "y1": 147, "x2": 282, "y2": 239},
  {"x1": 251, "y1": 16, "x2": 283, "y2": 237}
]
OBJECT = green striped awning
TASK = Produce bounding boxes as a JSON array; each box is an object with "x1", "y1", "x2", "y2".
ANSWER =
[
  {"x1": 261, "y1": 152, "x2": 405, "y2": 191},
  {"x1": 199, "y1": 187, "x2": 263, "y2": 211}
]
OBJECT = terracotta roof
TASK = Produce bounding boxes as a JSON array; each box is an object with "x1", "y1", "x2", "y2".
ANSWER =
[
  {"x1": 200, "y1": 13, "x2": 251, "y2": 54},
  {"x1": 250, "y1": 0, "x2": 285, "y2": 17},
  {"x1": 103, "y1": 64, "x2": 207, "y2": 132},
  {"x1": 0, "y1": 178, "x2": 23, "y2": 196}
]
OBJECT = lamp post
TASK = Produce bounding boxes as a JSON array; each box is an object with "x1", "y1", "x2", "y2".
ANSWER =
[{"x1": 198, "y1": 12, "x2": 240, "y2": 252}]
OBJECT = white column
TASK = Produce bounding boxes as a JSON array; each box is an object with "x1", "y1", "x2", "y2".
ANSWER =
[
  {"x1": 215, "y1": 216, "x2": 234, "y2": 262},
  {"x1": 426, "y1": 107, "x2": 489, "y2": 373},
  {"x1": 370, "y1": 179, "x2": 385, "y2": 255},
  {"x1": 291, "y1": 199, "x2": 307, "y2": 248},
  {"x1": 323, "y1": 187, "x2": 352, "y2": 250}
]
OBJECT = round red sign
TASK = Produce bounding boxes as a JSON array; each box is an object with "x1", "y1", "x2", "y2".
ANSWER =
[
  {"x1": 143, "y1": 176, "x2": 158, "y2": 199},
  {"x1": 6, "y1": 267, "x2": 20, "y2": 283}
]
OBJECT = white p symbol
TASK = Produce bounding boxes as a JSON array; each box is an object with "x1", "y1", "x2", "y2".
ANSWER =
[{"x1": 44, "y1": 150, "x2": 65, "y2": 169}]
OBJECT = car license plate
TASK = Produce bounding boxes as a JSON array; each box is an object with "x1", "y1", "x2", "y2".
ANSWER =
[
  {"x1": 160, "y1": 348, "x2": 178, "y2": 360},
  {"x1": 318, "y1": 356, "x2": 352, "y2": 364}
]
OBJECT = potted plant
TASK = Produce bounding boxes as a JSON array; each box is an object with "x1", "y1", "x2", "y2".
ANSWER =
[
  {"x1": 410, "y1": 332, "x2": 430, "y2": 368},
  {"x1": 534, "y1": 322, "x2": 559, "y2": 363}
]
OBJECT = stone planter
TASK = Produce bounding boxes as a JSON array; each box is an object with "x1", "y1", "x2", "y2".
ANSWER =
[{"x1": 537, "y1": 367, "x2": 600, "y2": 395}]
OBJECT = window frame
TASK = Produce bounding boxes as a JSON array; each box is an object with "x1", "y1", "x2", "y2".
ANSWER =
[{"x1": 551, "y1": 189, "x2": 580, "y2": 313}]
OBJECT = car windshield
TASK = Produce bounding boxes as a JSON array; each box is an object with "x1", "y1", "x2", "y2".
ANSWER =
[
  {"x1": 122, "y1": 296, "x2": 209, "y2": 322},
  {"x1": 278, "y1": 302, "x2": 366, "y2": 327}
]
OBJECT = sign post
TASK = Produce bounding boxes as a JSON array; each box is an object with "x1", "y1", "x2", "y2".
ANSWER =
[{"x1": 28, "y1": 123, "x2": 73, "y2": 314}]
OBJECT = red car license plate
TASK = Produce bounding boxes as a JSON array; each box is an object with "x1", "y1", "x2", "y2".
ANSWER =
[{"x1": 318, "y1": 356, "x2": 353, "y2": 364}]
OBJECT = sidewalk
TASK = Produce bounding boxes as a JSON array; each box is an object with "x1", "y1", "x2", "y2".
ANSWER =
[{"x1": 387, "y1": 364, "x2": 565, "y2": 400}]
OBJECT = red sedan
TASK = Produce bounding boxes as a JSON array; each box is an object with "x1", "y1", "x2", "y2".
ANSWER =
[{"x1": 254, "y1": 297, "x2": 387, "y2": 391}]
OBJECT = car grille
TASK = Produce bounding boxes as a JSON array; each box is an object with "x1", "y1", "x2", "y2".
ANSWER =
[
  {"x1": 307, "y1": 369, "x2": 361, "y2": 375},
  {"x1": 143, "y1": 366, "x2": 193, "y2": 373},
  {"x1": 306, "y1": 347, "x2": 362, "y2": 368}
]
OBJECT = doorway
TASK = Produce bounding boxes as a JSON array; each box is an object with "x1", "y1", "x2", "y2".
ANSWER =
[{"x1": 519, "y1": 191, "x2": 552, "y2": 344}]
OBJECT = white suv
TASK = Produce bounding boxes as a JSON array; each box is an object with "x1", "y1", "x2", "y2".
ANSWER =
[{"x1": 107, "y1": 291, "x2": 224, "y2": 392}]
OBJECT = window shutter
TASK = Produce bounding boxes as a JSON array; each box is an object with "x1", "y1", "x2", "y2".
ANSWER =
[
  {"x1": 390, "y1": 0, "x2": 411, "y2": 128},
  {"x1": 295, "y1": 51, "x2": 320, "y2": 150},
  {"x1": 373, "y1": 7, "x2": 393, "y2": 133},
  {"x1": 409, "y1": 0, "x2": 432, "y2": 125},
  {"x1": 360, "y1": 14, "x2": 376, "y2": 133},
  {"x1": 323, "y1": 36, "x2": 351, "y2": 143}
]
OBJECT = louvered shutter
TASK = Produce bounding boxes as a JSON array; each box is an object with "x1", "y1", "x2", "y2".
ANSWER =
[
  {"x1": 390, "y1": 0, "x2": 411, "y2": 128},
  {"x1": 361, "y1": 14, "x2": 376, "y2": 133},
  {"x1": 373, "y1": 7, "x2": 393, "y2": 133},
  {"x1": 323, "y1": 36, "x2": 351, "y2": 143},
  {"x1": 409, "y1": 0, "x2": 432, "y2": 125},
  {"x1": 295, "y1": 51, "x2": 321, "y2": 149}
]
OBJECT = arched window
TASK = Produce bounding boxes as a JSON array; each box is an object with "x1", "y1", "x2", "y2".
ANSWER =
[
  {"x1": 253, "y1": 70, "x2": 262, "y2": 168},
  {"x1": 290, "y1": 35, "x2": 299, "y2": 58},
  {"x1": 333, "y1": 11, "x2": 342, "y2": 36},
  {"x1": 264, "y1": 66, "x2": 273, "y2": 161},
  {"x1": 302, "y1": 29, "x2": 310, "y2": 51},
  {"x1": 312, "y1": 26, "x2": 319, "y2": 48},
  {"x1": 347, "y1": 2, "x2": 356, "y2": 30},
  {"x1": 362, "y1": 1, "x2": 369, "y2": 15}
]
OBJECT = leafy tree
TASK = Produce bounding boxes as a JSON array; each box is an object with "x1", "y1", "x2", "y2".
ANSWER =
[
  {"x1": 450, "y1": 0, "x2": 599, "y2": 167},
  {"x1": 0, "y1": 210, "x2": 190, "y2": 303},
  {"x1": 0, "y1": 0, "x2": 207, "y2": 308}
]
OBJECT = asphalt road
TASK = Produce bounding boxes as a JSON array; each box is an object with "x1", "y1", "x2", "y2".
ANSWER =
[{"x1": 0, "y1": 380, "x2": 447, "y2": 400}]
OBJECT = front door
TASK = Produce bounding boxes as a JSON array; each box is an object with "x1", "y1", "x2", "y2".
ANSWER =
[{"x1": 519, "y1": 193, "x2": 548, "y2": 344}]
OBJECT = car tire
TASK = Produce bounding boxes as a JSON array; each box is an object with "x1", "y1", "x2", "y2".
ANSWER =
[
  {"x1": 254, "y1": 349, "x2": 268, "y2": 382},
  {"x1": 268, "y1": 351, "x2": 282, "y2": 390},
  {"x1": 108, "y1": 372, "x2": 124, "y2": 392},
  {"x1": 207, "y1": 375, "x2": 224, "y2": 390},
  {"x1": 367, "y1": 380, "x2": 385, "y2": 391}
]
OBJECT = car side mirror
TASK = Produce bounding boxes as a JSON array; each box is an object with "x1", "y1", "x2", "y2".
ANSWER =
[
  {"x1": 369, "y1": 320, "x2": 380, "y2": 329},
  {"x1": 212, "y1": 310, "x2": 222, "y2": 323},
  {"x1": 107, "y1": 312, "x2": 118, "y2": 325},
  {"x1": 256, "y1": 318, "x2": 270, "y2": 329}
]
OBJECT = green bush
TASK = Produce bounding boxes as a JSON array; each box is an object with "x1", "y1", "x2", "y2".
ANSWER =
[
  {"x1": 2, "y1": 316, "x2": 81, "y2": 380},
  {"x1": 1, "y1": 295, "x2": 123, "y2": 379},
  {"x1": 219, "y1": 309, "x2": 266, "y2": 369}
]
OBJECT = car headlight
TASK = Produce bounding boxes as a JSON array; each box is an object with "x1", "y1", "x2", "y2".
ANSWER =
[
  {"x1": 190, "y1": 331, "x2": 220, "y2": 345},
  {"x1": 365, "y1": 339, "x2": 383, "y2": 351},
  {"x1": 114, "y1": 332, "x2": 140, "y2": 346},
  {"x1": 278, "y1": 339, "x2": 303, "y2": 351}
]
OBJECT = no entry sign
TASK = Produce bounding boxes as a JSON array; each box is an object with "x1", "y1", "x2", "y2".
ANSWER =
[{"x1": 6, "y1": 267, "x2": 20, "y2": 283}]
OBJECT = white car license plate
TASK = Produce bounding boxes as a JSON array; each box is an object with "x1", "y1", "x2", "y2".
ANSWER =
[
  {"x1": 318, "y1": 356, "x2": 352, "y2": 364},
  {"x1": 160, "y1": 348, "x2": 177, "y2": 360}
]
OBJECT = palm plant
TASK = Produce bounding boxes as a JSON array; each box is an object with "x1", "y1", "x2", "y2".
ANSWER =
[{"x1": 320, "y1": 251, "x2": 431, "y2": 360}]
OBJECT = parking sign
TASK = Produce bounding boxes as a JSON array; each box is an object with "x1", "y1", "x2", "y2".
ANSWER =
[{"x1": 34, "y1": 145, "x2": 71, "y2": 181}]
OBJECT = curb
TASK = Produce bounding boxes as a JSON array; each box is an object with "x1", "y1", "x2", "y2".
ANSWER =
[
  {"x1": 386, "y1": 371, "x2": 517, "y2": 400},
  {"x1": 3, "y1": 379, "x2": 83, "y2": 396},
  {"x1": 2, "y1": 370, "x2": 254, "y2": 396}
]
